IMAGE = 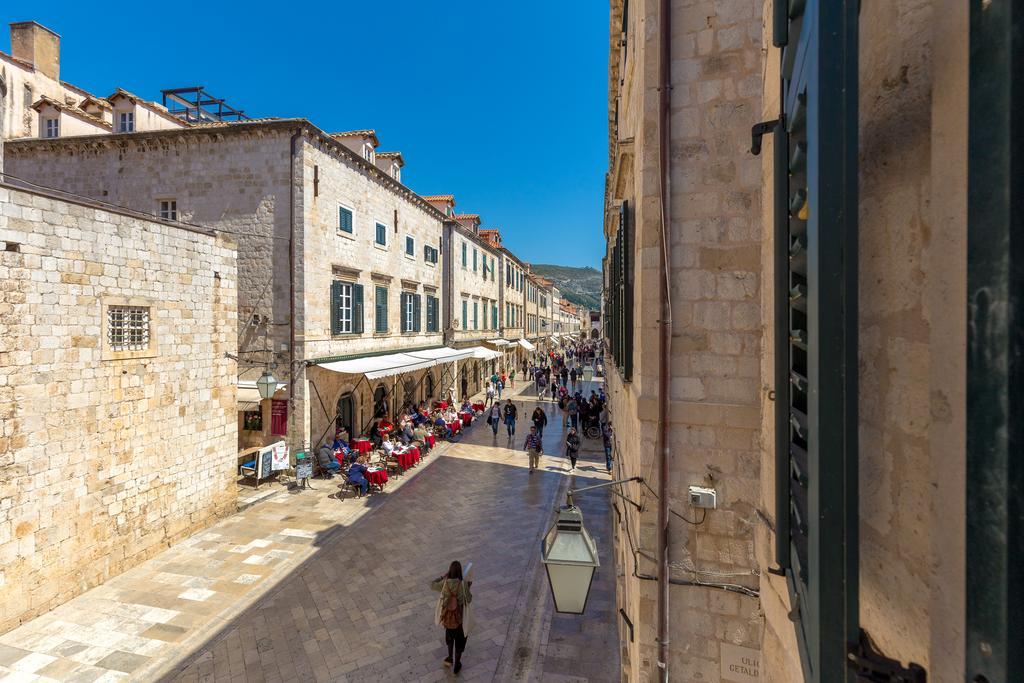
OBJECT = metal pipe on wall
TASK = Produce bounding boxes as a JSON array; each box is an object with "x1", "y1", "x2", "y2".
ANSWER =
[{"x1": 657, "y1": 0, "x2": 673, "y2": 679}]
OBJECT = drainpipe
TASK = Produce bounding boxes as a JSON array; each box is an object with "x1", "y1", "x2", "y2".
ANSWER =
[
  {"x1": 657, "y1": 0, "x2": 672, "y2": 680},
  {"x1": 289, "y1": 128, "x2": 302, "y2": 450}
]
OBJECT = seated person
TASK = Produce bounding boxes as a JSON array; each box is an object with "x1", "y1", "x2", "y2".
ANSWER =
[
  {"x1": 460, "y1": 399, "x2": 473, "y2": 414},
  {"x1": 317, "y1": 445, "x2": 341, "y2": 475},
  {"x1": 381, "y1": 436, "x2": 396, "y2": 457},
  {"x1": 347, "y1": 455, "x2": 369, "y2": 496},
  {"x1": 433, "y1": 413, "x2": 453, "y2": 439},
  {"x1": 400, "y1": 419, "x2": 414, "y2": 444},
  {"x1": 412, "y1": 422, "x2": 429, "y2": 447},
  {"x1": 335, "y1": 440, "x2": 353, "y2": 463},
  {"x1": 377, "y1": 415, "x2": 394, "y2": 440},
  {"x1": 412, "y1": 409, "x2": 429, "y2": 426}
]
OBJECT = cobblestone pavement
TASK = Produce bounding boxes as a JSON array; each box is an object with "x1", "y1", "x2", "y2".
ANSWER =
[{"x1": 0, "y1": 379, "x2": 619, "y2": 682}]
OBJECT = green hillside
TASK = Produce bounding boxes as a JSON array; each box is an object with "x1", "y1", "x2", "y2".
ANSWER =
[{"x1": 529, "y1": 264, "x2": 602, "y2": 311}]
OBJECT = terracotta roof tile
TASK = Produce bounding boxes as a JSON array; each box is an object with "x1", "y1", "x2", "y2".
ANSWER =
[
  {"x1": 32, "y1": 95, "x2": 112, "y2": 131},
  {"x1": 422, "y1": 194, "x2": 455, "y2": 203},
  {"x1": 330, "y1": 129, "x2": 380, "y2": 147}
]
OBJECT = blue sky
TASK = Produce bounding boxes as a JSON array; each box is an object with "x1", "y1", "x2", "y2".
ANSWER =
[{"x1": 4, "y1": 2, "x2": 608, "y2": 269}]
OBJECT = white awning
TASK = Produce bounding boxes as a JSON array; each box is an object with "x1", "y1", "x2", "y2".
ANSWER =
[
  {"x1": 486, "y1": 338, "x2": 511, "y2": 346},
  {"x1": 317, "y1": 352, "x2": 436, "y2": 380},
  {"x1": 518, "y1": 338, "x2": 536, "y2": 351},
  {"x1": 313, "y1": 346, "x2": 474, "y2": 380},
  {"x1": 406, "y1": 347, "x2": 475, "y2": 363},
  {"x1": 237, "y1": 381, "x2": 286, "y2": 411},
  {"x1": 469, "y1": 346, "x2": 503, "y2": 360}
]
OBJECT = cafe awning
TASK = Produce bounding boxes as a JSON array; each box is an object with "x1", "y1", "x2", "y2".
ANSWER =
[
  {"x1": 317, "y1": 352, "x2": 436, "y2": 380},
  {"x1": 518, "y1": 338, "x2": 536, "y2": 351},
  {"x1": 237, "y1": 380, "x2": 287, "y2": 411},
  {"x1": 486, "y1": 338, "x2": 512, "y2": 346},
  {"x1": 406, "y1": 347, "x2": 476, "y2": 363},
  {"x1": 469, "y1": 346, "x2": 503, "y2": 360}
]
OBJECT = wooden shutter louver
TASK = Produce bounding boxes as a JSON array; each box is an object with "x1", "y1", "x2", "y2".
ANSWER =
[
  {"x1": 773, "y1": 1, "x2": 859, "y2": 681},
  {"x1": 413, "y1": 295, "x2": 422, "y2": 332},
  {"x1": 352, "y1": 284, "x2": 364, "y2": 334},
  {"x1": 331, "y1": 281, "x2": 343, "y2": 335}
]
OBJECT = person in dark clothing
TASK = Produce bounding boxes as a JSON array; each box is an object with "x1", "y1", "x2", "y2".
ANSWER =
[
  {"x1": 502, "y1": 400, "x2": 518, "y2": 438},
  {"x1": 565, "y1": 428, "x2": 581, "y2": 471},
  {"x1": 531, "y1": 407, "x2": 548, "y2": 438},
  {"x1": 431, "y1": 560, "x2": 473, "y2": 675}
]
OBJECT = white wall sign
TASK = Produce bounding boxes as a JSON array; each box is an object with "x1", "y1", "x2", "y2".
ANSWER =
[{"x1": 721, "y1": 643, "x2": 760, "y2": 683}]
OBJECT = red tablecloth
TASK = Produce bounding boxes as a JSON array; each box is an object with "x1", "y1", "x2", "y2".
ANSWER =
[
  {"x1": 395, "y1": 447, "x2": 421, "y2": 470},
  {"x1": 472, "y1": 402, "x2": 485, "y2": 412},
  {"x1": 425, "y1": 434, "x2": 436, "y2": 448},
  {"x1": 447, "y1": 421, "x2": 462, "y2": 434},
  {"x1": 335, "y1": 451, "x2": 346, "y2": 468},
  {"x1": 460, "y1": 412, "x2": 473, "y2": 426},
  {"x1": 351, "y1": 439, "x2": 372, "y2": 455},
  {"x1": 436, "y1": 400, "x2": 448, "y2": 410},
  {"x1": 365, "y1": 468, "x2": 388, "y2": 487}
]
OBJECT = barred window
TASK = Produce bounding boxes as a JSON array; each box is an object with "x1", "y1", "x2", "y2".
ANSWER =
[
  {"x1": 159, "y1": 199, "x2": 177, "y2": 221},
  {"x1": 107, "y1": 306, "x2": 150, "y2": 351}
]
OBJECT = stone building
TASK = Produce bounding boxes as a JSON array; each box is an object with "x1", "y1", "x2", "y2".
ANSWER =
[
  {"x1": 0, "y1": 176, "x2": 237, "y2": 633},
  {"x1": 5, "y1": 119, "x2": 450, "y2": 454},
  {"x1": 604, "y1": 1, "x2": 1019, "y2": 682}
]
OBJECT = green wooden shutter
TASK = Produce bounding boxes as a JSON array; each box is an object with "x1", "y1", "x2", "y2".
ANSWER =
[
  {"x1": 774, "y1": 2, "x2": 859, "y2": 681},
  {"x1": 375, "y1": 286, "x2": 388, "y2": 333},
  {"x1": 331, "y1": 281, "x2": 343, "y2": 335},
  {"x1": 352, "y1": 284, "x2": 364, "y2": 334},
  {"x1": 621, "y1": 201, "x2": 634, "y2": 381},
  {"x1": 413, "y1": 295, "x2": 422, "y2": 332}
]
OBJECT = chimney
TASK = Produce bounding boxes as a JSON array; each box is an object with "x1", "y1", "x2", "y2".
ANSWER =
[{"x1": 10, "y1": 22, "x2": 61, "y2": 81}]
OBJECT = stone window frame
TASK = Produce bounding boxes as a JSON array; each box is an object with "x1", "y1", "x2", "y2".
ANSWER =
[
  {"x1": 158, "y1": 198, "x2": 178, "y2": 221},
  {"x1": 118, "y1": 110, "x2": 135, "y2": 133},
  {"x1": 338, "y1": 204, "x2": 355, "y2": 236},
  {"x1": 101, "y1": 296, "x2": 157, "y2": 361},
  {"x1": 404, "y1": 234, "x2": 416, "y2": 260},
  {"x1": 374, "y1": 221, "x2": 388, "y2": 248},
  {"x1": 43, "y1": 116, "x2": 59, "y2": 138}
]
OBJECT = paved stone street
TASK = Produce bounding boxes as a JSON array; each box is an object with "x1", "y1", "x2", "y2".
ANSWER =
[{"x1": 0, "y1": 381, "x2": 619, "y2": 682}]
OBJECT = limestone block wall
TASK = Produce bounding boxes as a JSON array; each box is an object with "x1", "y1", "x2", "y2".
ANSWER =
[
  {"x1": 449, "y1": 228, "x2": 501, "y2": 337},
  {"x1": 605, "y1": 0, "x2": 764, "y2": 679},
  {"x1": 300, "y1": 138, "x2": 444, "y2": 362},
  {"x1": 0, "y1": 184, "x2": 237, "y2": 633}
]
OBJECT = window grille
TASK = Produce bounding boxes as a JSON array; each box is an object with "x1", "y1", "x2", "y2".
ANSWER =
[
  {"x1": 107, "y1": 306, "x2": 150, "y2": 351},
  {"x1": 159, "y1": 200, "x2": 177, "y2": 221}
]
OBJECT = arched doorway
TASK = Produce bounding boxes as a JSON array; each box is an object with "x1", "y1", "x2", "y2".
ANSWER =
[
  {"x1": 460, "y1": 369, "x2": 469, "y2": 401},
  {"x1": 425, "y1": 372, "x2": 435, "y2": 403},
  {"x1": 336, "y1": 393, "x2": 354, "y2": 438},
  {"x1": 373, "y1": 385, "x2": 388, "y2": 418},
  {"x1": 402, "y1": 377, "x2": 417, "y2": 408}
]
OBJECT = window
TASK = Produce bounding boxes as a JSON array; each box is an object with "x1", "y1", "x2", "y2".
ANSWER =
[
  {"x1": 472, "y1": 248, "x2": 478, "y2": 272},
  {"x1": 401, "y1": 292, "x2": 421, "y2": 333},
  {"x1": 462, "y1": 300, "x2": 468, "y2": 331},
  {"x1": 424, "y1": 245, "x2": 439, "y2": 264},
  {"x1": 118, "y1": 111, "x2": 134, "y2": 133},
  {"x1": 473, "y1": 301, "x2": 478, "y2": 330},
  {"x1": 405, "y1": 235, "x2": 415, "y2": 257},
  {"x1": 44, "y1": 117, "x2": 59, "y2": 138},
  {"x1": 462, "y1": 241, "x2": 468, "y2": 268},
  {"x1": 363, "y1": 144, "x2": 375, "y2": 163},
  {"x1": 375, "y1": 222, "x2": 387, "y2": 246},
  {"x1": 107, "y1": 305, "x2": 150, "y2": 351},
  {"x1": 330, "y1": 281, "x2": 363, "y2": 334},
  {"x1": 426, "y1": 295, "x2": 439, "y2": 332},
  {"x1": 492, "y1": 304, "x2": 498, "y2": 330},
  {"x1": 374, "y1": 286, "x2": 388, "y2": 333},
  {"x1": 159, "y1": 200, "x2": 177, "y2": 221},
  {"x1": 339, "y1": 206, "x2": 353, "y2": 234}
]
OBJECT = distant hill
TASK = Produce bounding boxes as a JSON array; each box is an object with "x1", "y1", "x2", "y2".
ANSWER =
[{"x1": 530, "y1": 264, "x2": 602, "y2": 311}]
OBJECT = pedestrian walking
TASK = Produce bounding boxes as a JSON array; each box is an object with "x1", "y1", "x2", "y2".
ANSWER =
[
  {"x1": 487, "y1": 402, "x2": 502, "y2": 437},
  {"x1": 431, "y1": 561, "x2": 473, "y2": 675},
  {"x1": 531, "y1": 406, "x2": 548, "y2": 438},
  {"x1": 570, "y1": 368, "x2": 578, "y2": 392},
  {"x1": 602, "y1": 422, "x2": 614, "y2": 473},
  {"x1": 509, "y1": 369, "x2": 516, "y2": 388},
  {"x1": 565, "y1": 427, "x2": 580, "y2": 471},
  {"x1": 536, "y1": 373, "x2": 547, "y2": 399},
  {"x1": 485, "y1": 382, "x2": 495, "y2": 407},
  {"x1": 503, "y1": 400, "x2": 518, "y2": 439},
  {"x1": 558, "y1": 393, "x2": 569, "y2": 427},
  {"x1": 549, "y1": 378, "x2": 558, "y2": 401},
  {"x1": 496, "y1": 377, "x2": 504, "y2": 399},
  {"x1": 567, "y1": 396, "x2": 580, "y2": 430},
  {"x1": 523, "y1": 426, "x2": 543, "y2": 473}
]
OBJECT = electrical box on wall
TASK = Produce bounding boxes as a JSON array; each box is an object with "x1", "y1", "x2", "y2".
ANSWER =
[{"x1": 688, "y1": 485, "x2": 717, "y2": 509}]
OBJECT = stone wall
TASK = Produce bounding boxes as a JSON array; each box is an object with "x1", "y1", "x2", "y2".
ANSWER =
[
  {"x1": 0, "y1": 183, "x2": 237, "y2": 633},
  {"x1": 448, "y1": 226, "x2": 501, "y2": 342},
  {"x1": 605, "y1": 0, "x2": 765, "y2": 679}
]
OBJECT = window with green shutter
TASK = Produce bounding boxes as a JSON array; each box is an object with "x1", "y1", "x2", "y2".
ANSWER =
[
  {"x1": 413, "y1": 294, "x2": 421, "y2": 332},
  {"x1": 339, "y1": 207, "x2": 353, "y2": 234},
  {"x1": 375, "y1": 286, "x2": 388, "y2": 333},
  {"x1": 492, "y1": 304, "x2": 498, "y2": 329},
  {"x1": 473, "y1": 301, "x2": 478, "y2": 330},
  {"x1": 426, "y1": 295, "x2": 439, "y2": 332},
  {"x1": 331, "y1": 280, "x2": 361, "y2": 334},
  {"x1": 375, "y1": 222, "x2": 387, "y2": 245},
  {"x1": 462, "y1": 241, "x2": 467, "y2": 267},
  {"x1": 772, "y1": 2, "x2": 859, "y2": 680},
  {"x1": 462, "y1": 300, "x2": 468, "y2": 331}
]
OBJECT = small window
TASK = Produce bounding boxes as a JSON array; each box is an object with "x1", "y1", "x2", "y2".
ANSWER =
[
  {"x1": 107, "y1": 305, "x2": 150, "y2": 351},
  {"x1": 363, "y1": 144, "x2": 375, "y2": 163},
  {"x1": 118, "y1": 111, "x2": 135, "y2": 133},
  {"x1": 423, "y1": 245, "x2": 439, "y2": 264},
  {"x1": 391, "y1": 164, "x2": 401, "y2": 180},
  {"x1": 44, "y1": 118, "x2": 59, "y2": 138},
  {"x1": 339, "y1": 206, "x2": 353, "y2": 234},
  {"x1": 405, "y1": 235, "x2": 415, "y2": 256},
  {"x1": 375, "y1": 222, "x2": 387, "y2": 246},
  {"x1": 159, "y1": 200, "x2": 177, "y2": 221}
]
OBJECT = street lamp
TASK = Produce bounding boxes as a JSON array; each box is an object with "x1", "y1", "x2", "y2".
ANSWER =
[
  {"x1": 256, "y1": 370, "x2": 278, "y2": 400},
  {"x1": 542, "y1": 505, "x2": 599, "y2": 614},
  {"x1": 541, "y1": 477, "x2": 643, "y2": 614}
]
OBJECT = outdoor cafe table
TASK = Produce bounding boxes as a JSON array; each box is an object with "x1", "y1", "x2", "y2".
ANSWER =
[
  {"x1": 472, "y1": 402, "x2": 485, "y2": 412},
  {"x1": 460, "y1": 412, "x2": 473, "y2": 426},
  {"x1": 351, "y1": 438, "x2": 373, "y2": 455},
  {"x1": 447, "y1": 420, "x2": 462, "y2": 435},
  {"x1": 425, "y1": 434, "x2": 436, "y2": 448},
  {"x1": 365, "y1": 467, "x2": 388, "y2": 489},
  {"x1": 436, "y1": 400, "x2": 449, "y2": 410},
  {"x1": 395, "y1": 447, "x2": 420, "y2": 471}
]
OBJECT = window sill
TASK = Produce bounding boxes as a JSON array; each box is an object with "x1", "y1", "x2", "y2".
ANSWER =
[
  {"x1": 404, "y1": 254, "x2": 416, "y2": 260},
  {"x1": 374, "y1": 242, "x2": 388, "y2": 250},
  {"x1": 337, "y1": 231, "x2": 355, "y2": 241}
]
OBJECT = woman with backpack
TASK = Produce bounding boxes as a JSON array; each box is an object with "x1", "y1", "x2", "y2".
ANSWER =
[{"x1": 431, "y1": 561, "x2": 473, "y2": 674}]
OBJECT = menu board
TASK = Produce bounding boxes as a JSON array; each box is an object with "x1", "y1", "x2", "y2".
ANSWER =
[{"x1": 270, "y1": 442, "x2": 290, "y2": 471}]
